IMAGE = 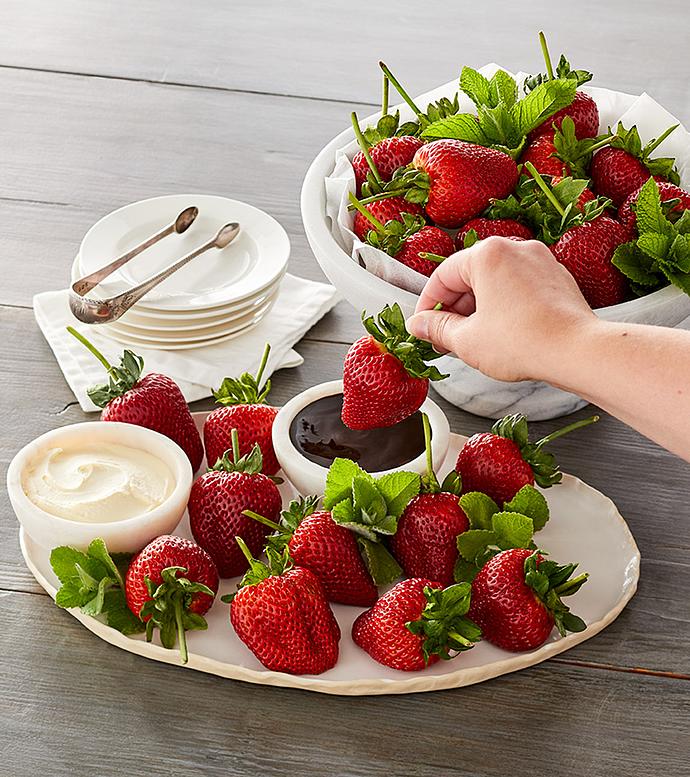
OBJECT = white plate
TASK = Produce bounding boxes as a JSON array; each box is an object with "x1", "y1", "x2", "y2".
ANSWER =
[
  {"x1": 78, "y1": 195, "x2": 290, "y2": 311},
  {"x1": 99, "y1": 319, "x2": 262, "y2": 351},
  {"x1": 19, "y1": 414, "x2": 640, "y2": 695}
]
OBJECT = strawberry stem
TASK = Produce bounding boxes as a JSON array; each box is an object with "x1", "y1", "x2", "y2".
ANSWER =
[
  {"x1": 255, "y1": 342, "x2": 271, "y2": 393},
  {"x1": 536, "y1": 415, "x2": 599, "y2": 448},
  {"x1": 575, "y1": 134, "x2": 617, "y2": 160},
  {"x1": 379, "y1": 61, "x2": 424, "y2": 120},
  {"x1": 174, "y1": 597, "x2": 189, "y2": 665},
  {"x1": 554, "y1": 572, "x2": 589, "y2": 596},
  {"x1": 351, "y1": 111, "x2": 383, "y2": 185},
  {"x1": 538, "y1": 31, "x2": 555, "y2": 81},
  {"x1": 382, "y1": 73, "x2": 389, "y2": 117},
  {"x1": 525, "y1": 162, "x2": 566, "y2": 217},
  {"x1": 235, "y1": 535, "x2": 254, "y2": 565},
  {"x1": 356, "y1": 190, "x2": 408, "y2": 207},
  {"x1": 231, "y1": 428, "x2": 241, "y2": 463},
  {"x1": 348, "y1": 192, "x2": 386, "y2": 232},
  {"x1": 644, "y1": 123, "x2": 679, "y2": 156},
  {"x1": 421, "y1": 412, "x2": 440, "y2": 493},
  {"x1": 242, "y1": 509, "x2": 281, "y2": 532},
  {"x1": 66, "y1": 325, "x2": 115, "y2": 376}
]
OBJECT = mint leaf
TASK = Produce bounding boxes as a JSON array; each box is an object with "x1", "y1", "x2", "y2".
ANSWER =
[
  {"x1": 612, "y1": 242, "x2": 661, "y2": 287},
  {"x1": 458, "y1": 492, "x2": 500, "y2": 530},
  {"x1": 456, "y1": 529, "x2": 497, "y2": 561},
  {"x1": 421, "y1": 113, "x2": 488, "y2": 143},
  {"x1": 511, "y1": 78, "x2": 577, "y2": 136},
  {"x1": 323, "y1": 458, "x2": 373, "y2": 509},
  {"x1": 638, "y1": 232, "x2": 672, "y2": 262},
  {"x1": 376, "y1": 470, "x2": 421, "y2": 518},
  {"x1": 459, "y1": 66, "x2": 491, "y2": 107},
  {"x1": 54, "y1": 580, "x2": 93, "y2": 609},
  {"x1": 635, "y1": 177, "x2": 674, "y2": 236},
  {"x1": 503, "y1": 485, "x2": 550, "y2": 531},
  {"x1": 88, "y1": 537, "x2": 124, "y2": 587},
  {"x1": 358, "y1": 537, "x2": 402, "y2": 585},
  {"x1": 103, "y1": 591, "x2": 146, "y2": 635},
  {"x1": 490, "y1": 69, "x2": 518, "y2": 108},
  {"x1": 353, "y1": 475, "x2": 387, "y2": 523},
  {"x1": 491, "y1": 512, "x2": 535, "y2": 550},
  {"x1": 80, "y1": 575, "x2": 114, "y2": 617},
  {"x1": 50, "y1": 546, "x2": 106, "y2": 584}
]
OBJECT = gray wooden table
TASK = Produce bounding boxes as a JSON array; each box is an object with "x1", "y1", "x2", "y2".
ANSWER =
[{"x1": 1, "y1": 2, "x2": 689, "y2": 775}]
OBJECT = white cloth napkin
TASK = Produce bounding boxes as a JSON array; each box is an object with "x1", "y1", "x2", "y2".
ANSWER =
[
  {"x1": 34, "y1": 273, "x2": 340, "y2": 411},
  {"x1": 326, "y1": 64, "x2": 690, "y2": 296}
]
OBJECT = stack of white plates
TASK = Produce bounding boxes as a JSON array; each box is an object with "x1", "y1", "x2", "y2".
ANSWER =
[{"x1": 71, "y1": 195, "x2": 290, "y2": 350}]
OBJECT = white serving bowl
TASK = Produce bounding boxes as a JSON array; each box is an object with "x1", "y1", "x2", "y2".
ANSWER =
[
  {"x1": 301, "y1": 77, "x2": 690, "y2": 420},
  {"x1": 7, "y1": 422, "x2": 193, "y2": 553},
  {"x1": 272, "y1": 379, "x2": 450, "y2": 496}
]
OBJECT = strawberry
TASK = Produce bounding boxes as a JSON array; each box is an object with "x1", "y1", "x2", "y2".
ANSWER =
[
  {"x1": 352, "y1": 131, "x2": 424, "y2": 198},
  {"x1": 68, "y1": 328, "x2": 203, "y2": 472},
  {"x1": 521, "y1": 133, "x2": 571, "y2": 178},
  {"x1": 390, "y1": 414, "x2": 468, "y2": 587},
  {"x1": 456, "y1": 412, "x2": 598, "y2": 506},
  {"x1": 618, "y1": 180, "x2": 690, "y2": 232},
  {"x1": 352, "y1": 578, "x2": 480, "y2": 671},
  {"x1": 227, "y1": 540, "x2": 340, "y2": 675},
  {"x1": 455, "y1": 217, "x2": 533, "y2": 250},
  {"x1": 245, "y1": 497, "x2": 379, "y2": 606},
  {"x1": 342, "y1": 302, "x2": 447, "y2": 429},
  {"x1": 125, "y1": 534, "x2": 219, "y2": 663},
  {"x1": 349, "y1": 192, "x2": 453, "y2": 276},
  {"x1": 468, "y1": 548, "x2": 587, "y2": 651},
  {"x1": 590, "y1": 122, "x2": 680, "y2": 206},
  {"x1": 203, "y1": 343, "x2": 279, "y2": 476},
  {"x1": 188, "y1": 430, "x2": 282, "y2": 577},
  {"x1": 550, "y1": 215, "x2": 632, "y2": 308},
  {"x1": 524, "y1": 32, "x2": 598, "y2": 141},
  {"x1": 352, "y1": 196, "x2": 424, "y2": 242}
]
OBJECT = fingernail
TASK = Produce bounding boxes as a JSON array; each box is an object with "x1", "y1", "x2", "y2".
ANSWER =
[{"x1": 406, "y1": 314, "x2": 428, "y2": 340}]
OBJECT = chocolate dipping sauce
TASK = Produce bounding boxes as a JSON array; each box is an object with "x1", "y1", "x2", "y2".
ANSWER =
[{"x1": 289, "y1": 393, "x2": 425, "y2": 470}]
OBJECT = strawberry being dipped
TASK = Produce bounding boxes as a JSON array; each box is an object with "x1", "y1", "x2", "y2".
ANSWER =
[
  {"x1": 455, "y1": 217, "x2": 534, "y2": 250},
  {"x1": 226, "y1": 540, "x2": 340, "y2": 675},
  {"x1": 341, "y1": 302, "x2": 447, "y2": 430},
  {"x1": 456, "y1": 412, "x2": 598, "y2": 506},
  {"x1": 390, "y1": 414, "x2": 468, "y2": 587},
  {"x1": 204, "y1": 343, "x2": 279, "y2": 476},
  {"x1": 125, "y1": 535, "x2": 219, "y2": 664},
  {"x1": 349, "y1": 192, "x2": 454, "y2": 276},
  {"x1": 590, "y1": 122, "x2": 680, "y2": 206},
  {"x1": 188, "y1": 430, "x2": 282, "y2": 577},
  {"x1": 468, "y1": 548, "x2": 588, "y2": 651},
  {"x1": 352, "y1": 578, "x2": 481, "y2": 671},
  {"x1": 68, "y1": 327, "x2": 203, "y2": 472}
]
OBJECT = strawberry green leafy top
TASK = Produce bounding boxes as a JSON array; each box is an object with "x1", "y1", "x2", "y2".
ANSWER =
[
  {"x1": 607, "y1": 122, "x2": 680, "y2": 184},
  {"x1": 523, "y1": 30, "x2": 594, "y2": 92},
  {"x1": 212, "y1": 343, "x2": 272, "y2": 406},
  {"x1": 523, "y1": 551, "x2": 588, "y2": 635}
]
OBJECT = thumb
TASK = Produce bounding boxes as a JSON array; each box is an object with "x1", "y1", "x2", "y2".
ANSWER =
[{"x1": 406, "y1": 310, "x2": 467, "y2": 354}]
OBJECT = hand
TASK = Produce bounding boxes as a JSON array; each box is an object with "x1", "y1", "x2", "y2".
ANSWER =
[{"x1": 406, "y1": 237, "x2": 598, "y2": 383}]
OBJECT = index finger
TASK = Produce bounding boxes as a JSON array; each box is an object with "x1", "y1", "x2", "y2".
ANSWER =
[{"x1": 415, "y1": 249, "x2": 474, "y2": 313}]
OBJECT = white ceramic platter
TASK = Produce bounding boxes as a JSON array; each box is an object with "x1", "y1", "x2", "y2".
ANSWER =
[
  {"x1": 20, "y1": 414, "x2": 640, "y2": 696},
  {"x1": 78, "y1": 195, "x2": 290, "y2": 311}
]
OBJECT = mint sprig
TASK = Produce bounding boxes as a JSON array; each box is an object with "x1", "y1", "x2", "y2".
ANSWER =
[
  {"x1": 612, "y1": 177, "x2": 690, "y2": 295},
  {"x1": 50, "y1": 538, "x2": 144, "y2": 635}
]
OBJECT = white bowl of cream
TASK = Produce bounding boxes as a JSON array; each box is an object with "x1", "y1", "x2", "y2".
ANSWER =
[{"x1": 7, "y1": 422, "x2": 193, "y2": 553}]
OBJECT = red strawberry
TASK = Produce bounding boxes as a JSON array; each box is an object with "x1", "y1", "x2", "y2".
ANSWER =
[
  {"x1": 204, "y1": 343, "x2": 279, "y2": 476},
  {"x1": 352, "y1": 578, "x2": 481, "y2": 671},
  {"x1": 188, "y1": 431, "x2": 282, "y2": 577},
  {"x1": 349, "y1": 193, "x2": 453, "y2": 276},
  {"x1": 590, "y1": 122, "x2": 680, "y2": 207},
  {"x1": 69, "y1": 328, "x2": 203, "y2": 472},
  {"x1": 352, "y1": 196, "x2": 424, "y2": 241},
  {"x1": 455, "y1": 217, "x2": 533, "y2": 250},
  {"x1": 468, "y1": 548, "x2": 587, "y2": 652},
  {"x1": 125, "y1": 534, "x2": 219, "y2": 663},
  {"x1": 342, "y1": 302, "x2": 447, "y2": 429},
  {"x1": 550, "y1": 215, "x2": 632, "y2": 308},
  {"x1": 521, "y1": 133, "x2": 572, "y2": 178},
  {"x1": 456, "y1": 413, "x2": 598, "y2": 505},
  {"x1": 410, "y1": 140, "x2": 519, "y2": 227},
  {"x1": 353, "y1": 136, "x2": 424, "y2": 195},
  {"x1": 618, "y1": 180, "x2": 690, "y2": 232},
  {"x1": 390, "y1": 414, "x2": 468, "y2": 586},
  {"x1": 228, "y1": 540, "x2": 340, "y2": 674},
  {"x1": 245, "y1": 497, "x2": 379, "y2": 606},
  {"x1": 530, "y1": 91, "x2": 599, "y2": 141}
]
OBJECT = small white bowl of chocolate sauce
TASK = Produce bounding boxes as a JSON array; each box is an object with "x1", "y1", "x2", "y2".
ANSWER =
[{"x1": 272, "y1": 380, "x2": 450, "y2": 496}]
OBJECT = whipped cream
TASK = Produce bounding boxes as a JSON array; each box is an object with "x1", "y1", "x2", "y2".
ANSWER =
[{"x1": 21, "y1": 442, "x2": 175, "y2": 523}]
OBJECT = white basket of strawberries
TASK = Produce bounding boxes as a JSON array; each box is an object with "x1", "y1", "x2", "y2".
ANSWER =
[{"x1": 301, "y1": 34, "x2": 690, "y2": 420}]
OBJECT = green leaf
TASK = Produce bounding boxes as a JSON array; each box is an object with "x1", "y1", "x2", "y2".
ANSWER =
[
  {"x1": 54, "y1": 580, "x2": 93, "y2": 609},
  {"x1": 503, "y1": 485, "x2": 550, "y2": 531},
  {"x1": 357, "y1": 537, "x2": 402, "y2": 585},
  {"x1": 458, "y1": 492, "x2": 500, "y2": 530},
  {"x1": 491, "y1": 512, "x2": 535, "y2": 550},
  {"x1": 80, "y1": 575, "x2": 114, "y2": 617},
  {"x1": 453, "y1": 557, "x2": 480, "y2": 584},
  {"x1": 353, "y1": 475, "x2": 387, "y2": 523},
  {"x1": 489, "y1": 69, "x2": 518, "y2": 108},
  {"x1": 611, "y1": 242, "x2": 661, "y2": 287},
  {"x1": 459, "y1": 66, "x2": 491, "y2": 107},
  {"x1": 638, "y1": 232, "x2": 672, "y2": 262},
  {"x1": 376, "y1": 470, "x2": 421, "y2": 518},
  {"x1": 635, "y1": 177, "x2": 674, "y2": 236},
  {"x1": 50, "y1": 546, "x2": 106, "y2": 585},
  {"x1": 421, "y1": 113, "x2": 488, "y2": 144},
  {"x1": 456, "y1": 529, "x2": 496, "y2": 562},
  {"x1": 323, "y1": 458, "x2": 372, "y2": 509},
  {"x1": 103, "y1": 591, "x2": 146, "y2": 635},
  {"x1": 88, "y1": 538, "x2": 124, "y2": 587},
  {"x1": 511, "y1": 79, "x2": 577, "y2": 136}
]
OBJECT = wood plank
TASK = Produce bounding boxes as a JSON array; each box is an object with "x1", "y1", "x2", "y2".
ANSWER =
[
  {"x1": 2, "y1": 306, "x2": 690, "y2": 675},
  {"x1": 0, "y1": 0, "x2": 688, "y2": 121},
  {"x1": 2, "y1": 590, "x2": 689, "y2": 777}
]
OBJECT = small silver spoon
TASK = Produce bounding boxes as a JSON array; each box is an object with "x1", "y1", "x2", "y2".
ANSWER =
[{"x1": 69, "y1": 222, "x2": 241, "y2": 324}]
